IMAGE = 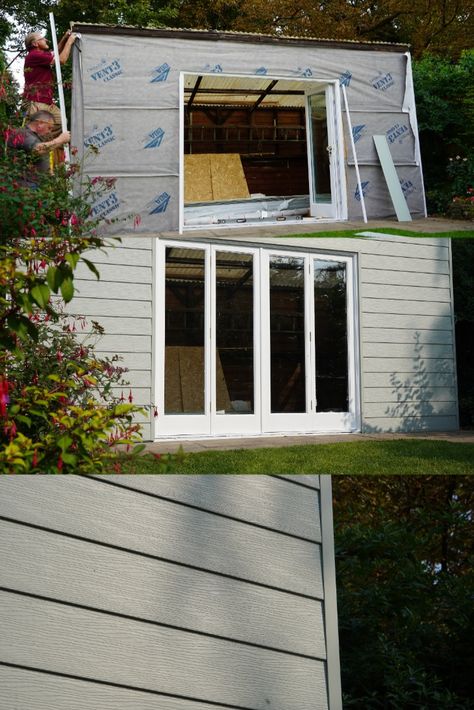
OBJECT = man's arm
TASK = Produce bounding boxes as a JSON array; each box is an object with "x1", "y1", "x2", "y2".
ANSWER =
[
  {"x1": 33, "y1": 131, "x2": 71, "y2": 154},
  {"x1": 57, "y1": 32, "x2": 78, "y2": 65}
]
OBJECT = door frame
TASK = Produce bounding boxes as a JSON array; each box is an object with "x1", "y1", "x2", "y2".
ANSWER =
[{"x1": 178, "y1": 72, "x2": 347, "y2": 233}]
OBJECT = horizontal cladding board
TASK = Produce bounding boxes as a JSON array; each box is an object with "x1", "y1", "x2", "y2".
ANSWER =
[
  {"x1": 354, "y1": 238, "x2": 450, "y2": 260},
  {"x1": 89, "y1": 247, "x2": 153, "y2": 267},
  {"x1": 360, "y1": 268, "x2": 450, "y2": 289},
  {"x1": 67, "y1": 298, "x2": 152, "y2": 318},
  {"x1": 91, "y1": 475, "x2": 320, "y2": 540},
  {"x1": 93, "y1": 334, "x2": 152, "y2": 353},
  {"x1": 76, "y1": 263, "x2": 153, "y2": 283},
  {"x1": 364, "y1": 400, "x2": 458, "y2": 418},
  {"x1": 362, "y1": 283, "x2": 451, "y2": 302},
  {"x1": 362, "y1": 371, "x2": 457, "y2": 388},
  {"x1": 362, "y1": 313, "x2": 453, "y2": 330},
  {"x1": 363, "y1": 357, "x2": 455, "y2": 374},
  {"x1": 93, "y1": 351, "x2": 151, "y2": 370},
  {"x1": 0, "y1": 478, "x2": 322, "y2": 597},
  {"x1": 110, "y1": 370, "x2": 152, "y2": 387},
  {"x1": 75, "y1": 280, "x2": 152, "y2": 301},
  {"x1": 362, "y1": 386, "x2": 457, "y2": 403},
  {"x1": 363, "y1": 342, "x2": 453, "y2": 358},
  {"x1": 359, "y1": 253, "x2": 450, "y2": 274},
  {"x1": 362, "y1": 415, "x2": 458, "y2": 432},
  {"x1": 362, "y1": 327, "x2": 454, "y2": 345},
  {"x1": 0, "y1": 666, "x2": 240, "y2": 710},
  {"x1": 0, "y1": 592, "x2": 328, "y2": 710},
  {"x1": 0, "y1": 521, "x2": 324, "y2": 658},
  {"x1": 273, "y1": 474, "x2": 320, "y2": 489},
  {"x1": 79, "y1": 316, "x2": 152, "y2": 335},
  {"x1": 263, "y1": 236, "x2": 449, "y2": 260},
  {"x1": 361, "y1": 299, "x2": 452, "y2": 316}
]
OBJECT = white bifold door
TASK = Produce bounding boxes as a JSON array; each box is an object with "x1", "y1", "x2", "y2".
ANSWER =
[{"x1": 155, "y1": 242, "x2": 358, "y2": 438}]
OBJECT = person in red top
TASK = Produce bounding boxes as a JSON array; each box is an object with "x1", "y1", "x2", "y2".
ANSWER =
[{"x1": 23, "y1": 29, "x2": 77, "y2": 139}]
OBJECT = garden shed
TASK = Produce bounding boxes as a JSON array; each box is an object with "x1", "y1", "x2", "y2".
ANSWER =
[
  {"x1": 0, "y1": 474, "x2": 341, "y2": 710},
  {"x1": 71, "y1": 24, "x2": 426, "y2": 231},
  {"x1": 66, "y1": 26, "x2": 458, "y2": 442}
]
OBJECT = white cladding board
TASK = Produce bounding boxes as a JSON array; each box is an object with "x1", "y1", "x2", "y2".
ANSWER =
[
  {"x1": 0, "y1": 475, "x2": 341, "y2": 710},
  {"x1": 71, "y1": 234, "x2": 458, "y2": 435},
  {"x1": 71, "y1": 29, "x2": 426, "y2": 231}
]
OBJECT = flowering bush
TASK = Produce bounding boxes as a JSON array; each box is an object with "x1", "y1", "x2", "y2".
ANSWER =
[{"x1": 0, "y1": 310, "x2": 146, "y2": 474}]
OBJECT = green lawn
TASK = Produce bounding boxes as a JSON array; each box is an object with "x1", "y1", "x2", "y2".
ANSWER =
[
  {"x1": 280, "y1": 227, "x2": 474, "y2": 239},
  {"x1": 121, "y1": 439, "x2": 474, "y2": 474}
]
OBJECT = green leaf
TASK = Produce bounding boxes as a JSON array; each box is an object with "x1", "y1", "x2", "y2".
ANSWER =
[
  {"x1": 60, "y1": 277, "x2": 74, "y2": 302},
  {"x1": 30, "y1": 284, "x2": 51, "y2": 309},
  {"x1": 57, "y1": 435, "x2": 73, "y2": 452},
  {"x1": 65, "y1": 252, "x2": 80, "y2": 270},
  {"x1": 82, "y1": 258, "x2": 101, "y2": 280}
]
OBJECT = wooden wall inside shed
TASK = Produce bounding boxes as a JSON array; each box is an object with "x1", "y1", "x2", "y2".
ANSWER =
[
  {"x1": 0, "y1": 475, "x2": 338, "y2": 710},
  {"x1": 185, "y1": 107, "x2": 310, "y2": 196}
]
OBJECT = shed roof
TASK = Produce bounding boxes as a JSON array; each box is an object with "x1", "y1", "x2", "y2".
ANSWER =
[{"x1": 71, "y1": 23, "x2": 410, "y2": 53}]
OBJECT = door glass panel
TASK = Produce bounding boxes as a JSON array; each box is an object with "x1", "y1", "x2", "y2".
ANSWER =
[
  {"x1": 216, "y1": 251, "x2": 254, "y2": 414},
  {"x1": 309, "y1": 92, "x2": 331, "y2": 204},
  {"x1": 314, "y1": 260, "x2": 348, "y2": 412},
  {"x1": 270, "y1": 256, "x2": 306, "y2": 413},
  {"x1": 165, "y1": 247, "x2": 205, "y2": 414}
]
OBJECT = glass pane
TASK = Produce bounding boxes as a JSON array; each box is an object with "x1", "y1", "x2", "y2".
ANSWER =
[
  {"x1": 165, "y1": 247, "x2": 205, "y2": 414},
  {"x1": 309, "y1": 92, "x2": 331, "y2": 203},
  {"x1": 314, "y1": 260, "x2": 348, "y2": 412},
  {"x1": 216, "y1": 252, "x2": 254, "y2": 414},
  {"x1": 270, "y1": 256, "x2": 306, "y2": 413}
]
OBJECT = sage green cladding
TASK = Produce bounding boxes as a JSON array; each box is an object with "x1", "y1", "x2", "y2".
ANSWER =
[{"x1": 0, "y1": 475, "x2": 340, "y2": 710}]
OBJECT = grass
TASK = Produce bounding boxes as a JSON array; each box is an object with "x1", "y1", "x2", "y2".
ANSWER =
[
  {"x1": 121, "y1": 439, "x2": 474, "y2": 474},
  {"x1": 279, "y1": 227, "x2": 474, "y2": 239}
]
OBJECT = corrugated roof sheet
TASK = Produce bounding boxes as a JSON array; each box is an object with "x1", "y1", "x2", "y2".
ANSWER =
[{"x1": 71, "y1": 23, "x2": 410, "y2": 52}]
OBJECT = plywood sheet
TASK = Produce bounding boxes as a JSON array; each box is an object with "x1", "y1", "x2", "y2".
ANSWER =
[
  {"x1": 184, "y1": 153, "x2": 250, "y2": 203},
  {"x1": 211, "y1": 153, "x2": 250, "y2": 201}
]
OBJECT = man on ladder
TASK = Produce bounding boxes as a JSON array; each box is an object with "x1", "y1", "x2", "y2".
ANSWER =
[{"x1": 22, "y1": 28, "x2": 77, "y2": 164}]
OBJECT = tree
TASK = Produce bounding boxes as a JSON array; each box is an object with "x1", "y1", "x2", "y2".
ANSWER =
[{"x1": 332, "y1": 476, "x2": 474, "y2": 707}]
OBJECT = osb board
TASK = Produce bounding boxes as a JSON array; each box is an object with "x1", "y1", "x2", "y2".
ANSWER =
[
  {"x1": 165, "y1": 346, "x2": 231, "y2": 413},
  {"x1": 185, "y1": 155, "x2": 213, "y2": 202},
  {"x1": 184, "y1": 154, "x2": 250, "y2": 203}
]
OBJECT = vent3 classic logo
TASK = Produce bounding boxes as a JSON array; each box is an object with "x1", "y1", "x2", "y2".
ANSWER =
[
  {"x1": 355, "y1": 181, "x2": 371, "y2": 201},
  {"x1": 90, "y1": 192, "x2": 120, "y2": 220},
  {"x1": 352, "y1": 124, "x2": 367, "y2": 143},
  {"x1": 371, "y1": 71, "x2": 395, "y2": 92},
  {"x1": 84, "y1": 124, "x2": 116, "y2": 150},
  {"x1": 386, "y1": 122, "x2": 410, "y2": 144},
  {"x1": 89, "y1": 59, "x2": 123, "y2": 82}
]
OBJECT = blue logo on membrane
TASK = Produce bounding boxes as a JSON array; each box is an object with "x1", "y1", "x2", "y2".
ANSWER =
[
  {"x1": 352, "y1": 124, "x2": 366, "y2": 143},
  {"x1": 151, "y1": 63, "x2": 170, "y2": 83},
  {"x1": 355, "y1": 181, "x2": 370, "y2": 201},
  {"x1": 84, "y1": 124, "x2": 115, "y2": 149},
  {"x1": 144, "y1": 128, "x2": 165, "y2": 149},
  {"x1": 204, "y1": 64, "x2": 223, "y2": 73},
  {"x1": 148, "y1": 192, "x2": 171, "y2": 214},
  {"x1": 255, "y1": 67, "x2": 268, "y2": 75},
  {"x1": 386, "y1": 123, "x2": 410, "y2": 144},
  {"x1": 339, "y1": 70, "x2": 352, "y2": 87},
  {"x1": 90, "y1": 191, "x2": 120, "y2": 219},
  {"x1": 400, "y1": 178, "x2": 416, "y2": 197},
  {"x1": 371, "y1": 71, "x2": 395, "y2": 92},
  {"x1": 90, "y1": 59, "x2": 123, "y2": 82}
]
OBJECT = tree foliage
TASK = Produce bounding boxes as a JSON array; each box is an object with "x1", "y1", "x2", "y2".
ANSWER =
[
  {"x1": 413, "y1": 50, "x2": 474, "y2": 213},
  {"x1": 333, "y1": 476, "x2": 474, "y2": 708},
  {"x1": 1, "y1": 0, "x2": 472, "y2": 58}
]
